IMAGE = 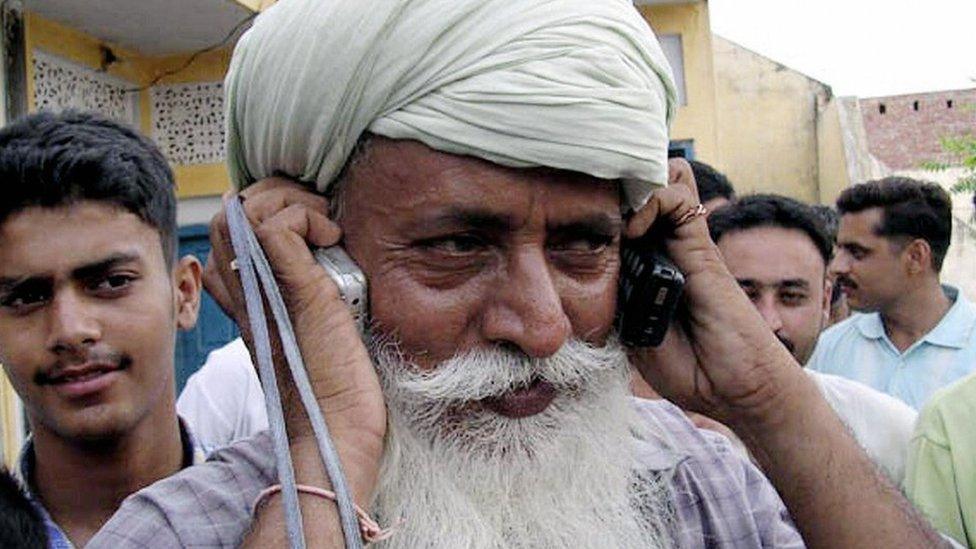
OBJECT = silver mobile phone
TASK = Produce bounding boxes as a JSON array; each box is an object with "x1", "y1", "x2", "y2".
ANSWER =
[{"x1": 313, "y1": 247, "x2": 368, "y2": 334}]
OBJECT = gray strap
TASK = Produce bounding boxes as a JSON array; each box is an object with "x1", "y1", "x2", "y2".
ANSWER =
[{"x1": 226, "y1": 197, "x2": 363, "y2": 549}]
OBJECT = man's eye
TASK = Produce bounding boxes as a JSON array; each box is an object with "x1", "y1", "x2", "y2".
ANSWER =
[
  {"x1": 421, "y1": 235, "x2": 486, "y2": 254},
  {"x1": 780, "y1": 292, "x2": 808, "y2": 305},
  {"x1": 550, "y1": 235, "x2": 613, "y2": 253},
  {"x1": 0, "y1": 287, "x2": 51, "y2": 310},
  {"x1": 90, "y1": 274, "x2": 136, "y2": 294}
]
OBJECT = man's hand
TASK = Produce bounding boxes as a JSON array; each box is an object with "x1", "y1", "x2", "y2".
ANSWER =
[
  {"x1": 626, "y1": 159, "x2": 803, "y2": 425},
  {"x1": 626, "y1": 159, "x2": 942, "y2": 549},
  {"x1": 204, "y1": 178, "x2": 385, "y2": 507}
]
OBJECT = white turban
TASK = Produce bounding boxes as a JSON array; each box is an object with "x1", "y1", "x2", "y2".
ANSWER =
[{"x1": 225, "y1": 0, "x2": 677, "y2": 210}]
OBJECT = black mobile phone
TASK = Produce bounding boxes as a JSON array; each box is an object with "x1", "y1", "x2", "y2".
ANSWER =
[{"x1": 617, "y1": 233, "x2": 685, "y2": 347}]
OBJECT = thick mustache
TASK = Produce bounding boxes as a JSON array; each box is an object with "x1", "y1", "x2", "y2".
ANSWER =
[
  {"x1": 835, "y1": 276, "x2": 858, "y2": 290},
  {"x1": 378, "y1": 336, "x2": 626, "y2": 405},
  {"x1": 35, "y1": 351, "x2": 130, "y2": 385}
]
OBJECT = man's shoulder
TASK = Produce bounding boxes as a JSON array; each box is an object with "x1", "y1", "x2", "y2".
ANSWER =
[
  {"x1": 631, "y1": 398, "x2": 805, "y2": 548},
  {"x1": 807, "y1": 370, "x2": 915, "y2": 419},
  {"x1": 182, "y1": 338, "x2": 252, "y2": 387},
  {"x1": 631, "y1": 397, "x2": 741, "y2": 468},
  {"x1": 916, "y1": 372, "x2": 976, "y2": 443},
  {"x1": 87, "y1": 431, "x2": 275, "y2": 548},
  {"x1": 807, "y1": 314, "x2": 878, "y2": 372},
  {"x1": 807, "y1": 370, "x2": 916, "y2": 481}
]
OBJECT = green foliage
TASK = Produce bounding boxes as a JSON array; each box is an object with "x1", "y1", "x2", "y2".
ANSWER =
[{"x1": 925, "y1": 134, "x2": 976, "y2": 194}]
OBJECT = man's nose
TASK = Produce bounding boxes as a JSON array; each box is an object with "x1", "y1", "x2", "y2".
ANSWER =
[
  {"x1": 45, "y1": 290, "x2": 100, "y2": 354},
  {"x1": 755, "y1": 295, "x2": 784, "y2": 333},
  {"x1": 828, "y1": 252, "x2": 849, "y2": 278},
  {"x1": 480, "y1": 249, "x2": 572, "y2": 358}
]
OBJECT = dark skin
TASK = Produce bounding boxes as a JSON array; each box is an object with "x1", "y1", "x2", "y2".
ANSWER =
[
  {"x1": 205, "y1": 141, "x2": 942, "y2": 548},
  {"x1": 0, "y1": 202, "x2": 202, "y2": 546}
]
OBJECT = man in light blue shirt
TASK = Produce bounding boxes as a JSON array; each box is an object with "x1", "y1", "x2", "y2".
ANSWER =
[{"x1": 808, "y1": 177, "x2": 976, "y2": 409}]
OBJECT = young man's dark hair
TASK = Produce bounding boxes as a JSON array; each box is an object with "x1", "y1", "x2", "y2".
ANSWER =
[
  {"x1": 836, "y1": 177, "x2": 951, "y2": 272},
  {"x1": 0, "y1": 468, "x2": 47, "y2": 548},
  {"x1": 0, "y1": 110, "x2": 177, "y2": 265},
  {"x1": 690, "y1": 159, "x2": 735, "y2": 206},
  {"x1": 709, "y1": 194, "x2": 833, "y2": 265}
]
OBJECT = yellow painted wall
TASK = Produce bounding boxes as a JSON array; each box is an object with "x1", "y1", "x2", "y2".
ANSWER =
[
  {"x1": 712, "y1": 36, "x2": 830, "y2": 203},
  {"x1": 235, "y1": 0, "x2": 277, "y2": 11},
  {"x1": 1, "y1": 374, "x2": 24, "y2": 467},
  {"x1": 24, "y1": 13, "x2": 232, "y2": 198},
  {"x1": 817, "y1": 99, "x2": 852, "y2": 204},
  {"x1": 639, "y1": 2, "x2": 720, "y2": 165}
]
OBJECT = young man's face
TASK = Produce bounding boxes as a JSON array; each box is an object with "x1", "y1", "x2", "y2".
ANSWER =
[
  {"x1": 0, "y1": 202, "x2": 199, "y2": 442},
  {"x1": 717, "y1": 226, "x2": 829, "y2": 365},
  {"x1": 830, "y1": 208, "x2": 909, "y2": 313}
]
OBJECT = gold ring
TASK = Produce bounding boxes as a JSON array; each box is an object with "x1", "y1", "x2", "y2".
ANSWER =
[{"x1": 674, "y1": 203, "x2": 708, "y2": 226}]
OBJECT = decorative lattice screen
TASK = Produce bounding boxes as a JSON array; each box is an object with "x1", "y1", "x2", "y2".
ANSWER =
[
  {"x1": 32, "y1": 50, "x2": 139, "y2": 126},
  {"x1": 151, "y1": 82, "x2": 225, "y2": 165}
]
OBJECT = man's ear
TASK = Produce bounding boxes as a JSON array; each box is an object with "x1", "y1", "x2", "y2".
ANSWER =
[
  {"x1": 903, "y1": 238, "x2": 932, "y2": 276},
  {"x1": 173, "y1": 255, "x2": 203, "y2": 330}
]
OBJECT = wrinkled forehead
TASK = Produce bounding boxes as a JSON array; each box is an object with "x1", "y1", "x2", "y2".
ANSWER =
[{"x1": 339, "y1": 138, "x2": 623, "y2": 227}]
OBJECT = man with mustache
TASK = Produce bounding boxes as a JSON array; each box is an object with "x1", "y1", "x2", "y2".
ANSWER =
[
  {"x1": 0, "y1": 111, "x2": 204, "y2": 547},
  {"x1": 708, "y1": 194, "x2": 918, "y2": 482},
  {"x1": 808, "y1": 177, "x2": 976, "y2": 409},
  {"x1": 90, "y1": 1, "x2": 941, "y2": 547}
]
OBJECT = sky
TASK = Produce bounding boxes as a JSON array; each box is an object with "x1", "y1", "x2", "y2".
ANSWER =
[{"x1": 709, "y1": 0, "x2": 976, "y2": 98}]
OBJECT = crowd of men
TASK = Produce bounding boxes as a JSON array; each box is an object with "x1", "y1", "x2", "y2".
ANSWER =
[{"x1": 0, "y1": 0, "x2": 974, "y2": 547}]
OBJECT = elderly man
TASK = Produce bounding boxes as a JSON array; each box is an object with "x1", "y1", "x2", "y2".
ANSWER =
[{"x1": 88, "y1": 1, "x2": 939, "y2": 547}]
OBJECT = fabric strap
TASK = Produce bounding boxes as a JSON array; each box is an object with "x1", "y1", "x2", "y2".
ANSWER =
[{"x1": 225, "y1": 197, "x2": 363, "y2": 549}]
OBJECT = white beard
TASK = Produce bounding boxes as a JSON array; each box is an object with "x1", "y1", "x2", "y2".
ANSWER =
[{"x1": 367, "y1": 334, "x2": 673, "y2": 549}]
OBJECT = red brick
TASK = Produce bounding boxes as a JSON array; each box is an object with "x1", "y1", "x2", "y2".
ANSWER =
[{"x1": 860, "y1": 88, "x2": 976, "y2": 170}]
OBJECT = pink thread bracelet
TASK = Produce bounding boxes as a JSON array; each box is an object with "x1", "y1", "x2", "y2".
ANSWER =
[{"x1": 251, "y1": 484, "x2": 401, "y2": 544}]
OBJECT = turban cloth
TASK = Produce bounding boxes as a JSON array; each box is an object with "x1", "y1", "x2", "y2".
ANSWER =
[{"x1": 225, "y1": 0, "x2": 677, "y2": 210}]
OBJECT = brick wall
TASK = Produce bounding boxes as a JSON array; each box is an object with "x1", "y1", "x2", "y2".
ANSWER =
[{"x1": 860, "y1": 88, "x2": 976, "y2": 170}]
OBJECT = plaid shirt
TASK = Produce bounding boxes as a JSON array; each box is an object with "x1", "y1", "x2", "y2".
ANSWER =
[
  {"x1": 87, "y1": 399, "x2": 804, "y2": 548},
  {"x1": 17, "y1": 418, "x2": 207, "y2": 549}
]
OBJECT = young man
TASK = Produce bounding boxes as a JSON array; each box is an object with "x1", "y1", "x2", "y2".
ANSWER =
[
  {"x1": 808, "y1": 177, "x2": 976, "y2": 409},
  {"x1": 0, "y1": 111, "x2": 203, "y2": 547},
  {"x1": 708, "y1": 194, "x2": 918, "y2": 482}
]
